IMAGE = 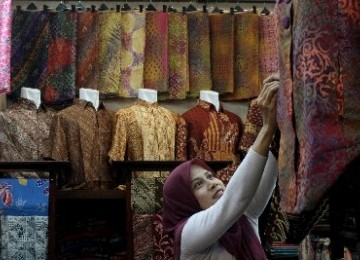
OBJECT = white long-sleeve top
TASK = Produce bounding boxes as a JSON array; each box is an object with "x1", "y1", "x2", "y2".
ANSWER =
[{"x1": 181, "y1": 148, "x2": 278, "y2": 260}]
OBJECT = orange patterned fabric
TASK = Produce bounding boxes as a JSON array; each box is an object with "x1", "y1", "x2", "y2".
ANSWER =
[
  {"x1": 143, "y1": 12, "x2": 168, "y2": 93},
  {"x1": 187, "y1": 12, "x2": 212, "y2": 98},
  {"x1": 76, "y1": 11, "x2": 100, "y2": 91},
  {"x1": 209, "y1": 13, "x2": 234, "y2": 94},
  {"x1": 109, "y1": 100, "x2": 186, "y2": 177},
  {"x1": 224, "y1": 12, "x2": 260, "y2": 100},
  {"x1": 167, "y1": 12, "x2": 189, "y2": 100},
  {"x1": 98, "y1": 11, "x2": 122, "y2": 97},
  {"x1": 119, "y1": 11, "x2": 146, "y2": 98}
]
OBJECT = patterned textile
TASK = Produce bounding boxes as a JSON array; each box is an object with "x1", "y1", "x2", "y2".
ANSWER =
[
  {"x1": 11, "y1": 10, "x2": 50, "y2": 99},
  {"x1": 224, "y1": 12, "x2": 260, "y2": 100},
  {"x1": 133, "y1": 214, "x2": 174, "y2": 260},
  {"x1": 108, "y1": 99, "x2": 185, "y2": 177},
  {"x1": 41, "y1": 11, "x2": 77, "y2": 105},
  {"x1": 119, "y1": 11, "x2": 146, "y2": 97},
  {"x1": 47, "y1": 99, "x2": 114, "y2": 189},
  {"x1": 239, "y1": 99, "x2": 262, "y2": 155},
  {"x1": 98, "y1": 11, "x2": 122, "y2": 97},
  {"x1": 180, "y1": 100, "x2": 243, "y2": 183},
  {"x1": 0, "y1": 99, "x2": 55, "y2": 178},
  {"x1": 277, "y1": 0, "x2": 360, "y2": 214},
  {"x1": 259, "y1": 13, "x2": 279, "y2": 84},
  {"x1": 209, "y1": 13, "x2": 234, "y2": 94},
  {"x1": 0, "y1": 178, "x2": 49, "y2": 216},
  {"x1": 0, "y1": 95, "x2": 5, "y2": 110},
  {"x1": 1, "y1": 215, "x2": 48, "y2": 260},
  {"x1": 187, "y1": 11, "x2": 212, "y2": 98},
  {"x1": 166, "y1": 12, "x2": 189, "y2": 100},
  {"x1": 143, "y1": 12, "x2": 168, "y2": 93},
  {"x1": 0, "y1": 0, "x2": 11, "y2": 94},
  {"x1": 76, "y1": 11, "x2": 99, "y2": 91}
]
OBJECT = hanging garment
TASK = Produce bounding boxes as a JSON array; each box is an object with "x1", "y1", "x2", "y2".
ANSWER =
[
  {"x1": 0, "y1": 98, "x2": 55, "y2": 178},
  {"x1": 41, "y1": 11, "x2": 77, "y2": 105},
  {"x1": 166, "y1": 12, "x2": 189, "y2": 100},
  {"x1": 108, "y1": 99, "x2": 186, "y2": 177},
  {"x1": 143, "y1": 11, "x2": 169, "y2": 93},
  {"x1": 187, "y1": 11, "x2": 212, "y2": 98},
  {"x1": 76, "y1": 11, "x2": 99, "y2": 91},
  {"x1": 47, "y1": 99, "x2": 114, "y2": 190},
  {"x1": 180, "y1": 100, "x2": 243, "y2": 183},
  {"x1": 259, "y1": 13, "x2": 279, "y2": 84},
  {"x1": 119, "y1": 11, "x2": 146, "y2": 97},
  {"x1": 0, "y1": 0, "x2": 11, "y2": 94},
  {"x1": 277, "y1": 0, "x2": 360, "y2": 214},
  {"x1": 224, "y1": 11, "x2": 260, "y2": 100},
  {"x1": 98, "y1": 11, "x2": 122, "y2": 97},
  {"x1": 11, "y1": 10, "x2": 50, "y2": 99},
  {"x1": 209, "y1": 13, "x2": 234, "y2": 95}
]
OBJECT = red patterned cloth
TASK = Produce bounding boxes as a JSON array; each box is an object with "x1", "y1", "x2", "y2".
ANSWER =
[
  {"x1": 277, "y1": 0, "x2": 360, "y2": 214},
  {"x1": 0, "y1": 0, "x2": 11, "y2": 94}
]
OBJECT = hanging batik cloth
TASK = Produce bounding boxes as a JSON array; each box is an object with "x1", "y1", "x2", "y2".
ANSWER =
[
  {"x1": 259, "y1": 13, "x2": 279, "y2": 84},
  {"x1": 209, "y1": 13, "x2": 234, "y2": 94},
  {"x1": 225, "y1": 11, "x2": 260, "y2": 100},
  {"x1": 0, "y1": 0, "x2": 11, "y2": 94},
  {"x1": 41, "y1": 11, "x2": 77, "y2": 105},
  {"x1": 277, "y1": 0, "x2": 360, "y2": 214},
  {"x1": 144, "y1": 11, "x2": 169, "y2": 93},
  {"x1": 76, "y1": 10, "x2": 99, "y2": 91},
  {"x1": 119, "y1": 11, "x2": 145, "y2": 97},
  {"x1": 11, "y1": 10, "x2": 50, "y2": 99},
  {"x1": 187, "y1": 11, "x2": 212, "y2": 98},
  {"x1": 98, "y1": 11, "x2": 122, "y2": 97},
  {"x1": 166, "y1": 12, "x2": 189, "y2": 100}
]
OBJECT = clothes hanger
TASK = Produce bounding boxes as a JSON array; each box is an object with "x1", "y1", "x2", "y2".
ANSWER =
[
  {"x1": 146, "y1": 0, "x2": 157, "y2": 12},
  {"x1": 234, "y1": 1, "x2": 244, "y2": 13},
  {"x1": 99, "y1": 3, "x2": 109, "y2": 11},
  {"x1": 260, "y1": 3, "x2": 270, "y2": 15},
  {"x1": 76, "y1": 0, "x2": 85, "y2": 11},
  {"x1": 56, "y1": 1, "x2": 67, "y2": 12},
  {"x1": 186, "y1": 1, "x2": 197, "y2": 12},
  {"x1": 26, "y1": 2, "x2": 38, "y2": 10},
  {"x1": 121, "y1": 0, "x2": 132, "y2": 11},
  {"x1": 116, "y1": 5, "x2": 121, "y2": 12},
  {"x1": 212, "y1": 5, "x2": 222, "y2": 14}
]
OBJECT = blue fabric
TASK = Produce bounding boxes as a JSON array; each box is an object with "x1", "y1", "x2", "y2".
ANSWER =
[{"x1": 0, "y1": 178, "x2": 49, "y2": 216}]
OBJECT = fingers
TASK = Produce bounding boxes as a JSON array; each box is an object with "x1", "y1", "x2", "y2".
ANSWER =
[
  {"x1": 263, "y1": 72, "x2": 280, "y2": 84},
  {"x1": 257, "y1": 81, "x2": 279, "y2": 107}
]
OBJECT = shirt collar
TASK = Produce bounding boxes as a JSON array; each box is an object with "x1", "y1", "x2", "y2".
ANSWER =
[
  {"x1": 197, "y1": 99, "x2": 224, "y2": 112},
  {"x1": 135, "y1": 99, "x2": 159, "y2": 108},
  {"x1": 75, "y1": 99, "x2": 106, "y2": 110}
]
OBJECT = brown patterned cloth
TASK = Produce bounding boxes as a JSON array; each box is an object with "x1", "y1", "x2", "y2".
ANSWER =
[
  {"x1": 47, "y1": 99, "x2": 115, "y2": 190},
  {"x1": 0, "y1": 98, "x2": 55, "y2": 178},
  {"x1": 143, "y1": 11, "x2": 169, "y2": 93},
  {"x1": 209, "y1": 13, "x2": 234, "y2": 94},
  {"x1": 180, "y1": 99, "x2": 243, "y2": 183},
  {"x1": 109, "y1": 99, "x2": 186, "y2": 178},
  {"x1": 186, "y1": 11, "x2": 212, "y2": 98},
  {"x1": 76, "y1": 11, "x2": 99, "y2": 91},
  {"x1": 224, "y1": 12, "x2": 260, "y2": 100}
]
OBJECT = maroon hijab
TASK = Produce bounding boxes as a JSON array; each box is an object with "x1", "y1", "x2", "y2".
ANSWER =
[{"x1": 162, "y1": 158, "x2": 267, "y2": 260}]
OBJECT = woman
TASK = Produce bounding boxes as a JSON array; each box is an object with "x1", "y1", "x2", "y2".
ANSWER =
[{"x1": 162, "y1": 74, "x2": 279, "y2": 259}]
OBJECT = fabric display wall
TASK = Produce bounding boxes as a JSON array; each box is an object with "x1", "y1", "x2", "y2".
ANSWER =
[
  {"x1": 0, "y1": 98, "x2": 54, "y2": 259},
  {"x1": 276, "y1": 0, "x2": 360, "y2": 215},
  {"x1": 9, "y1": 7, "x2": 278, "y2": 105}
]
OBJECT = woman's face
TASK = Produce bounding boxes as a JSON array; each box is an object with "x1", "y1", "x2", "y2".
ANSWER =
[{"x1": 190, "y1": 164, "x2": 226, "y2": 209}]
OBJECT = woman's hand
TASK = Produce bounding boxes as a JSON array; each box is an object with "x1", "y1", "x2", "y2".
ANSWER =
[{"x1": 251, "y1": 73, "x2": 280, "y2": 156}]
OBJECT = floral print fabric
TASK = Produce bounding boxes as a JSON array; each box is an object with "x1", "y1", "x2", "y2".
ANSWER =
[{"x1": 0, "y1": 0, "x2": 11, "y2": 94}]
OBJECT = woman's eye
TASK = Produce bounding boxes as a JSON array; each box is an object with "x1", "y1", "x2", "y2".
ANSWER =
[
  {"x1": 206, "y1": 173, "x2": 214, "y2": 179},
  {"x1": 194, "y1": 181, "x2": 203, "y2": 190}
]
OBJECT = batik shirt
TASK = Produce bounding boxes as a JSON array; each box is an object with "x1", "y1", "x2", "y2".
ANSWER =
[{"x1": 47, "y1": 99, "x2": 114, "y2": 189}]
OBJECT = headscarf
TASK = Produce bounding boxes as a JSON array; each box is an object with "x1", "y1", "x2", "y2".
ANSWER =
[{"x1": 162, "y1": 158, "x2": 267, "y2": 260}]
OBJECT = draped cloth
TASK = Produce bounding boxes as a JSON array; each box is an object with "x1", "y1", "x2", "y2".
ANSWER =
[
  {"x1": 119, "y1": 11, "x2": 146, "y2": 97},
  {"x1": 225, "y1": 12, "x2": 260, "y2": 100},
  {"x1": 187, "y1": 11, "x2": 212, "y2": 98},
  {"x1": 76, "y1": 11, "x2": 99, "y2": 91},
  {"x1": 167, "y1": 12, "x2": 189, "y2": 100},
  {"x1": 98, "y1": 11, "x2": 122, "y2": 97},
  {"x1": 11, "y1": 10, "x2": 50, "y2": 99},
  {"x1": 41, "y1": 11, "x2": 76, "y2": 105},
  {"x1": 277, "y1": 0, "x2": 360, "y2": 214},
  {"x1": 144, "y1": 11, "x2": 168, "y2": 93},
  {"x1": 259, "y1": 13, "x2": 279, "y2": 84},
  {"x1": 0, "y1": 0, "x2": 11, "y2": 94},
  {"x1": 209, "y1": 13, "x2": 234, "y2": 94}
]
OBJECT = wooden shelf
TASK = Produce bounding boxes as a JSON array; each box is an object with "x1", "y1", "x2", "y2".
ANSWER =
[{"x1": 56, "y1": 189, "x2": 126, "y2": 200}]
